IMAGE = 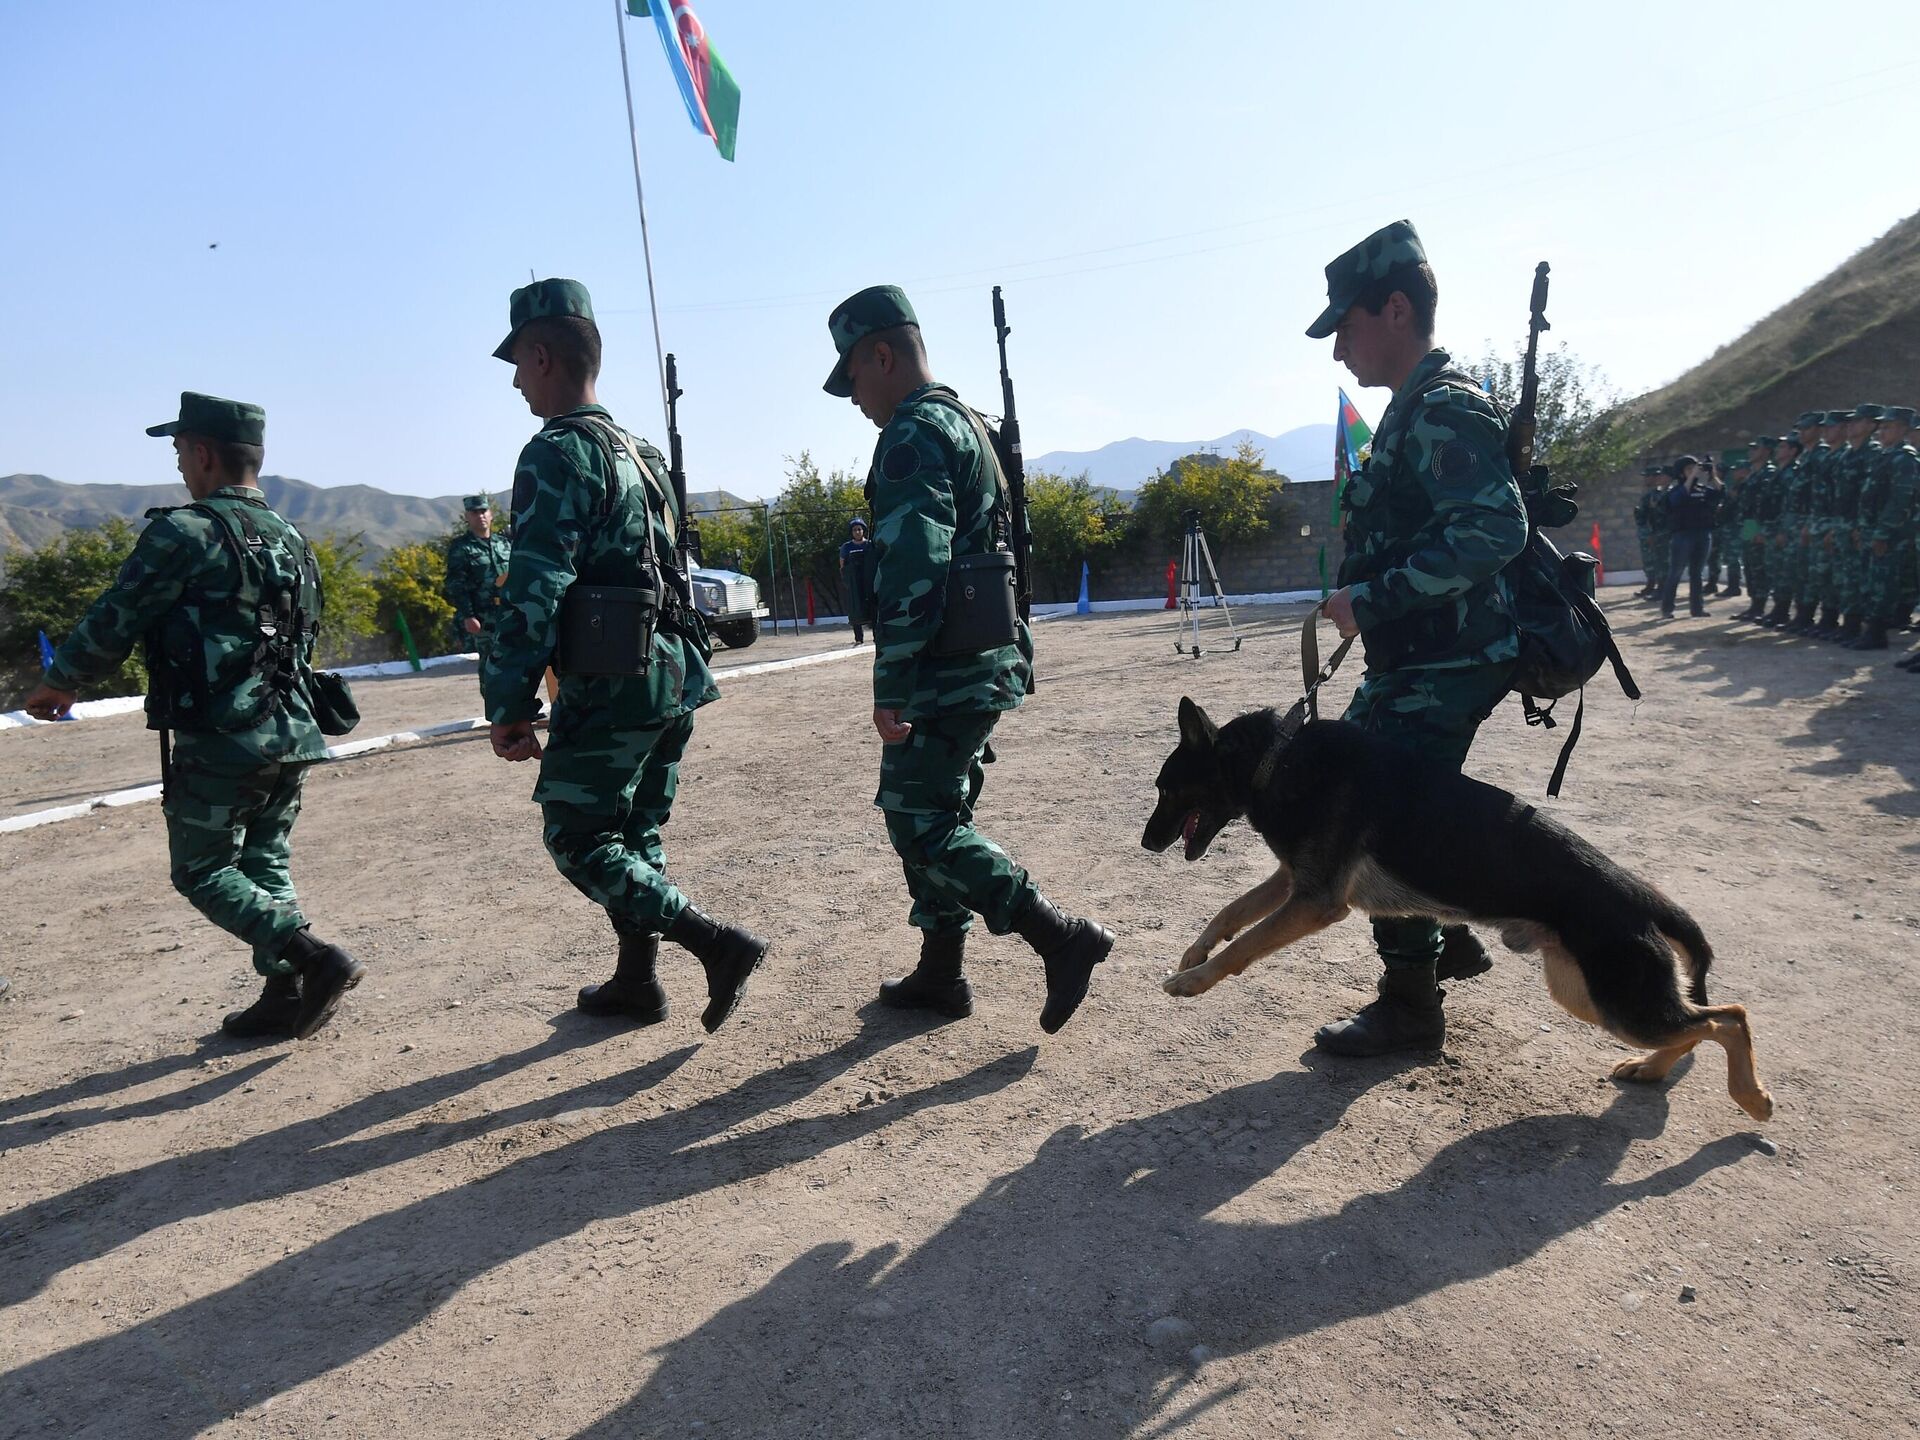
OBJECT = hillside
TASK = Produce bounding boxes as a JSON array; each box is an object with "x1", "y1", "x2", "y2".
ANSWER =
[
  {"x1": 1623, "y1": 209, "x2": 1920, "y2": 454},
  {"x1": 0, "y1": 474, "x2": 758, "y2": 567},
  {"x1": 1031, "y1": 423, "x2": 1335, "y2": 492}
]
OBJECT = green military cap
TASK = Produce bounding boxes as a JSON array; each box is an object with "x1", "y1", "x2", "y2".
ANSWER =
[
  {"x1": 1793, "y1": 411, "x2": 1823, "y2": 430},
  {"x1": 823, "y1": 284, "x2": 918, "y2": 397},
  {"x1": 1305, "y1": 219, "x2": 1426, "y2": 339},
  {"x1": 1851, "y1": 402, "x2": 1886, "y2": 421},
  {"x1": 145, "y1": 391, "x2": 265, "y2": 446},
  {"x1": 1821, "y1": 409, "x2": 1850, "y2": 425},
  {"x1": 1883, "y1": 405, "x2": 1917, "y2": 426},
  {"x1": 462, "y1": 494, "x2": 492, "y2": 512},
  {"x1": 1749, "y1": 436, "x2": 1775, "y2": 448},
  {"x1": 493, "y1": 278, "x2": 595, "y2": 362},
  {"x1": 1641, "y1": 463, "x2": 1665, "y2": 476}
]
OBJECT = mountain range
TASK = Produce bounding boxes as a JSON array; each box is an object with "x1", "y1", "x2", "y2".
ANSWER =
[
  {"x1": 1029, "y1": 424, "x2": 1335, "y2": 493},
  {"x1": 0, "y1": 473, "x2": 755, "y2": 567}
]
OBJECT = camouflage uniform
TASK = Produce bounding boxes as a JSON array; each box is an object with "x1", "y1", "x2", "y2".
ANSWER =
[
  {"x1": 1804, "y1": 433, "x2": 1846, "y2": 625},
  {"x1": 862, "y1": 383, "x2": 1035, "y2": 935},
  {"x1": 1777, "y1": 428, "x2": 1827, "y2": 624},
  {"x1": 1333, "y1": 342, "x2": 1527, "y2": 968},
  {"x1": 1714, "y1": 464, "x2": 1747, "y2": 595},
  {"x1": 481, "y1": 400, "x2": 718, "y2": 934},
  {"x1": 1738, "y1": 446, "x2": 1777, "y2": 612},
  {"x1": 1861, "y1": 412, "x2": 1919, "y2": 636},
  {"x1": 1830, "y1": 423, "x2": 1880, "y2": 630},
  {"x1": 1634, "y1": 470, "x2": 1671, "y2": 596},
  {"x1": 45, "y1": 401, "x2": 328, "y2": 979},
  {"x1": 442, "y1": 495, "x2": 512, "y2": 689}
]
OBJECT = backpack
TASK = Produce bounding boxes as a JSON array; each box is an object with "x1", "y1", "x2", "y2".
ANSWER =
[{"x1": 1504, "y1": 474, "x2": 1641, "y2": 796}]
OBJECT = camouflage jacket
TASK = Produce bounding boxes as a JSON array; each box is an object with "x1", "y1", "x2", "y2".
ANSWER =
[
  {"x1": 1780, "y1": 447, "x2": 1825, "y2": 524},
  {"x1": 1804, "y1": 449, "x2": 1835, "y2": 526},
  {"x1": 480, "y1": 404, "x2": 718, "y2": 727},
  {"x1": 1632, "y1": 487, "x2": 1667, "y2": 532},
  {"x1": 443, "y1": 531, "x2": 512, "y2": 630},
  {"x1": 1742, "y1": 463, "x2": 1779, "y2": 525},
  {"x1": 1864, "y1": 442, "x2": 1920, "y2": 542},
  {"x1": 47, "y1": 486, "x2": 328, "y2": 767},
  {"x1": 863, "y1": 383, "x2": 1030, "y2": 718},
  {"x1": 1831, "y1": 441, "x2": 1878, "y2": 525},
  {"x1": 1337, "y1": 349, "x2": 1527, "y2": 673}
]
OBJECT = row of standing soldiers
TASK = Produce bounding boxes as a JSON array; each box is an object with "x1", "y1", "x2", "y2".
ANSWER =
[{"x1": 1633, "y1": 404, "x2": 1920, "y2": 664}]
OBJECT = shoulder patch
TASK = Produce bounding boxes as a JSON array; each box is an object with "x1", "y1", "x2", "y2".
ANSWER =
[
  {"x1": 1432, "y1": 439, "x2": 1480, "y2": 486},
  {"x1": 882, "y1": 442, "x2": 921, "y2": 482}
]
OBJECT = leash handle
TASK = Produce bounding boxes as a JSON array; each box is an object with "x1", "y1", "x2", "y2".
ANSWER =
[{"x1": 1301, "y1": 604, "x2": 1354, "y2": 721}]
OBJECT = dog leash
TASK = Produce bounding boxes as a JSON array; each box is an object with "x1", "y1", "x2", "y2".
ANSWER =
[{"x1": 1253, "y1": 605, "x2": 1357, "y2": 789}]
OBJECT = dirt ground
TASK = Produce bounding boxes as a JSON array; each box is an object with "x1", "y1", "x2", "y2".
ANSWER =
[{"x1": 1, "y1": 598, "x2": 1915, "y2": 1439}]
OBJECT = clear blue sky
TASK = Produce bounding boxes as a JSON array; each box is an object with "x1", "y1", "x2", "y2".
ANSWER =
[{"x1": 3, "y1": 1, "x2": 1914, "y2": 503}]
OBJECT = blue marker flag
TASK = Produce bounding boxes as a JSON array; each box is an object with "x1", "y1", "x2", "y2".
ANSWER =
[{"x1": 38, "y1": 630, "x2": 56, "y2": 671}]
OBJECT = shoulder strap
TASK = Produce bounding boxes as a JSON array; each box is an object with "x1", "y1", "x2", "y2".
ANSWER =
[{"x1": 917, "y1": 392, "x2": 1011, "y2": 522}]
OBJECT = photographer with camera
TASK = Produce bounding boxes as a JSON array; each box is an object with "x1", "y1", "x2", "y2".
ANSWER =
[{"x1": 1660, "y1": 455, "x2": 1723, "y2": 618}]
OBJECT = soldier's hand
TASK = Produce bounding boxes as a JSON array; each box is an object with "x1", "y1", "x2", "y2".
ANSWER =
[
  {"x1": 1322, "y1": 587, "x2": 1361, "y2": 640},
  {"x1": 464, "y1": 616, "x2": 483, "y2": 636},
  {"x1": 22, "y1": 683, "x2": 77, "y2": 722},
  {"x1": 491, "y1": 720, "x2": 542, "y2": 762},
  {"x1": 872, "y1": 707, "x2": 913, "y2": 744}
]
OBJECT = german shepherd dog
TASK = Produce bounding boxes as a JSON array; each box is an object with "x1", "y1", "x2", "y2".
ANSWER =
[{"x1": 1141, "y1": 698, "x2": 1772, "y2": 1121}]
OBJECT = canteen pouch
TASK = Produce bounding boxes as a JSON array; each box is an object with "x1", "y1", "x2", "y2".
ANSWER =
[
  {"x1": 931, "y1": 549, "x2": 1019, "y2": 657},
  {"x1": 556, "y1": 583, "x2": 659, "y2": 676},
  {"x1": 308, "y1": 670, "x2": 360, "y2": 736}
]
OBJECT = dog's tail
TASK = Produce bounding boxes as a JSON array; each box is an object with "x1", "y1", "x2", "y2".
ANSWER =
[{"x1": 1651, "y1": 893, "x2": 1714, "y2": 1006}]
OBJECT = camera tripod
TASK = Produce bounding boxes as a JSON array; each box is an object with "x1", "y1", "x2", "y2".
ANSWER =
[{"x1": 1172, "y1": 509, "x2": 1241, "y2": 658}]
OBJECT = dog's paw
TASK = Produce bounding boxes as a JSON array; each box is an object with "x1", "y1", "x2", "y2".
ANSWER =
[
  {"x1": 1177, "y1": 944, "x2": 1211, "y2": 973},
  {"x1": 1610, "y1": 1056, "x2": 1667, "y2": 1085},
  {"x1": 1735, "y1": 1085, "x2": 1775, "y2": 1123},
  {"x1": 1162, "y1": 967, "x2": 1215, "y2": 999}
]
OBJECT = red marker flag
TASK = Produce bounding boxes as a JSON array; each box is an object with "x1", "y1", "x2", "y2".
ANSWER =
[{"x1": 627, "y1": 1, "x2": 741, "y2": 161}]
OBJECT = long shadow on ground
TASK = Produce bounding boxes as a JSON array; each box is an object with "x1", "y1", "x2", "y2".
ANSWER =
[
  {"x1": 575, "y1": 1072, "x2": 1756, "y2": 1439},
  {"x1": 2, "y1": 1021, "x2": 1022, "y2": 1436}
]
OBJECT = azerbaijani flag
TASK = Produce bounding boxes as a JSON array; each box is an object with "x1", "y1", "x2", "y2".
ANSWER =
[
  {"x1": 1321, "y1": 390, "x2": 1373, "y2": 596},
  {"x1": 628, "y1": 1, "x2": 741, "y2": 162}
]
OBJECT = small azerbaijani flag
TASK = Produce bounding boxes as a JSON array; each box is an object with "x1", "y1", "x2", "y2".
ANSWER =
[
  {"x1": 628, "y1": 1, "x2": 741, "y2": 162},
  {"x1": 1321, "y1": 390, "x2": 1374, "y2": 596}
]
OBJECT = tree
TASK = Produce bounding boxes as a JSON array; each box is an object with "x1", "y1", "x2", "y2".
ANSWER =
[
  {"x1": 690, "y1": 502, "x2": 767, "y2": 576},
  {"x1": 1472, "y1": 342, "x2": 1646, "y2": 489},
  {"x1": 767, "y1": 451, "x2": 868, "y2": 611},
  {"x1": 1023, "y1": 469, "x2": 1127, "y2": 601},
  {"x1": 373, "y1": 541, "x2": 454, "y2": 659},
  {"x1": 1129, "y1": 439, "x2": 1287, "y2": 545},
  {"x1": 0, "y1": 517, "x2": 144, "y2": 702},
  {"x1": 310, "y1": 532, "x2": 379, "y2": 667}
]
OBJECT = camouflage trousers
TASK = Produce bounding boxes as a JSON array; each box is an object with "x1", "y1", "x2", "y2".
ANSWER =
[
  {"x1": 1822, "y1": 532, "x2": 1864, "y2": 616},
  {"x1": 1801, "y1": 522, "x2": 1838, "y2": 609},
  {"x1": 876, "y1": 710, "x2": 1035, "y2": 936},
  {"x1": 1864, "y1": 541, "x2": 1919, "y2": 625},
  {"x1": 1771, "y1": 530, "x2": 1806, "y2": 608},
  {"x1": 537, "y1": 707, "x2": 693, "y2": 937},
  {"x1": 1742, "y1": 535, "x2": 1769, "y2": 607},
  {"x1": 1638, "y1": 526, "x2": 1668, "y2": 587},
  {"x1": 1712, "y1": 525, "x2": 1742, "y2": 588},
  {"x1": 164, "y1": 755, "x2": 312, "y2": 977},
  {"x1": 1343, "y1": 661, "x2": 1514, "y2": 973}
]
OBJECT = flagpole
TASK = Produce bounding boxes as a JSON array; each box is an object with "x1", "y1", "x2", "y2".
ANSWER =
[{"x1": 613, "y1": 0, "x2": 672, "y2": 432}]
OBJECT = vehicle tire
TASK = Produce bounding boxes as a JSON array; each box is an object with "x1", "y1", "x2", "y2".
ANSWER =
[{"x1": 716, "y1": 620, "x2": 759, "y2": 649}]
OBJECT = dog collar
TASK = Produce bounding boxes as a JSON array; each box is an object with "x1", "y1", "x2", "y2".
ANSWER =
[{"x1": 1251, "y1": 700, "x2": 1308, "y2": 790}]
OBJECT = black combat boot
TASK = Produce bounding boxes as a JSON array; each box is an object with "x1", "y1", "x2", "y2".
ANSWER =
[
  {"x1": 879, "y1": 929, "x2": 973, "y2": 1019},
  {"x1": 578, "y1": 928, "x2": 668, "y2": 1024},
  {"x1": 1836, "y1": 614, "x2": 1863, "y2": 645},
  {"x1": 665, "y1": 905, "x2": 768, "y2": 1033},
  {"x1": 1785, "y1": 601, "x2": 1817, "y2": 635},
  {"x1": 1761, "y1": 596, "x2": 1792, "y2": 627},
  {"x1": 1436, "y1": 925, "x2": 1492, "y2": 982},
  {"x1": 1702, "y1": 580, "x2": 1719, "y2": 596},
  {"x1": 1012, "y1": 893, "x2": 1114, "y2": 1034},
  {"x1": 279, "y1": 928, "x2": 366, "y2": 1040},
  {"x1": 1851, "y1": 622, "x2": 1890, "y2": 651},
  {"x1": 222, "y1": 973, "x2": 302, "y2": 1040},
  {"x1": 1721, "y1": 584, "x2": 1742, "y2": 600},
  {"x1": 1314, "y1": 965, "x2": 1446, "y2": 1057},
  {"x1": 1738, "y1": 595, "x2": 1766, "y2": 622},
  {"x1": 1811, "y1": 605, "x2": 1841, "y2": 639}
]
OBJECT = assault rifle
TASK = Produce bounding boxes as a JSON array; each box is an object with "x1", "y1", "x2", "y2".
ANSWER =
[
  {"x1": 663, "y1": 352, "x2": 699, "y2": 605},
  {"x1": 990, "y1": 286, "x2": 1034, "y2": 622},
  {"x1": 1506, "y1": 261, "x2": 1551, "y2": 484}
]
